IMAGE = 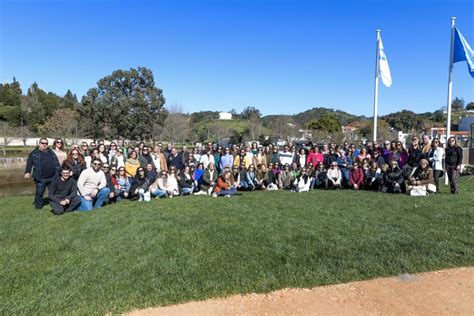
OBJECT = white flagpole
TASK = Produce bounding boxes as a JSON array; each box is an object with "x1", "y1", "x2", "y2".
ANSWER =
[
  {"x1": 373, "y1": 29, "x2": 381, "y2": 141},
  {"x1": 445, "y1": 17, "x2": 456, "y2": 185}
]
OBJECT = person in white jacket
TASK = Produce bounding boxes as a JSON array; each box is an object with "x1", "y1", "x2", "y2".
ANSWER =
[
  {"x1": 326, "y1": 162, "x2": 342, "y2": 189},
  {"x1": 293, "y1": 168, "x2": 312, "y2": 192},
  {"x1": 428, "y1": 138, "x2": 445, "y2": 193}
]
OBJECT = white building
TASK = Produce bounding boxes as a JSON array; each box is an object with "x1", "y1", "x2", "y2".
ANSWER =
[{"x1": 219, "y1": 112, "x2": 232, "y2": 120}]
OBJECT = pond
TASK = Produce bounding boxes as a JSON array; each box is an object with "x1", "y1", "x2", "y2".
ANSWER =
[{"x1": 0, "y1": 168, "x2": 35, "y2": 198}]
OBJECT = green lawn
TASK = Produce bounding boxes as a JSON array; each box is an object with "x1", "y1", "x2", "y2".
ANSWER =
[{"x1": 1, "y1": 179, "x2": 473, "y2": 315}]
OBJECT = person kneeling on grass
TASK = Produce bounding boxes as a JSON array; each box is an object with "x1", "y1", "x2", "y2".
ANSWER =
[
  {"x1": 48, "y1": 167, "x2": 81, "y2": 215},
  {"x1": 213, "y1": 171, "x2": 238, "y2": 197},
  {"x1": 77, "y1": 158, "x2": 110, "y2": 211},
  {"x1": 349, "y1": 161, "x2": 364, "y2": 190}
]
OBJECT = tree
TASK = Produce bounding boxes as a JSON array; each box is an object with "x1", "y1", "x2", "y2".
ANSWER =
[
  {"x1": 157, "y1": 112, "x2": 191, "y2": 145},
  {"x1": 466, "y1": 102, "x2": 474, "y2": 111},
  {"x1": 63, "y1": 89, "x2": 79, "y2": 109},
  {"x1": 451, "y1": 97, "x2": 465, "y2": 111},
  {"x1": 358, "y1": 119, "x2": 391, "y2": 141},
  {"x1": 41, "y1": 108, "x2": 79, "y2": 139},
  {"x1": 305, "y1": 113, "x2": 341, "y2": 133},
  {"x1": 241, "y1": 106, "x2": 261, "y2": 120},
  {"x1": 0, "y1": 122, "x2": 16, "y2": 155},
  {"x1": 80, "y1": 67, "x2": 166, "y2": 140},
  {"x1": 382, "y1": 110, "x2": 424, "y2": 132}
]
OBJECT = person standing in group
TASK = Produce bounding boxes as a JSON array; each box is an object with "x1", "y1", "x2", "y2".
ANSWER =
[
  {"x1": 445, "y1": 137, "x2": 463, "y2": 194},
  {"x1": 428, "y1": 138, "x2": 445, "y2": 193},
  {"x1": 77, "y1": 158, "x2": 110, "y2": 211},
  {"x1": 24, "y1": 138, "x2": 61, "y2": 209},
  {"x1": 48, "y1": 167, "x2": 81, "y2": 215},
  {"x1": 52, "y1": 138, "x2": 67, "y2": 165}
]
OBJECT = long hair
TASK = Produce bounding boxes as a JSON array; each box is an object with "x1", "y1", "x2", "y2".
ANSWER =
[{"x1": 65, "y1": 149, "x2": 85, "y2": 166}]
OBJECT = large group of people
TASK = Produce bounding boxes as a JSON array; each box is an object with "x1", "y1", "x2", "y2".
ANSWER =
[{"x1": 24, "y1": 135, "x2": 464, "y2": 214}]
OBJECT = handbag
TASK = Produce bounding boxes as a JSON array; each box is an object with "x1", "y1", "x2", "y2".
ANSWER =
[
  {"x1": 409, "y1": 185, "x2": 427, "y2": 196},
  {"x1": 427, "y1": 183, "x2": 437, "y2": 193}
]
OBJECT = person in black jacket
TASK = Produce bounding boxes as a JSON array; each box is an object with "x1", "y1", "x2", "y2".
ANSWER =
[
  {"x1": 445, "y1": 137, "x2": 463, "y2": 194},
  {"x1": 385, "y1": 160, "x2": 405, "y2": 193},
  {"x1": 24, "y1": 138, "x2": 61, "y2": 209},
  {"x1": 48, "y1": 167, "x2": 80, "y2": 215},
  {"x1": 129, "y1": 167, "x2": 149, "y2": 201},
  {"x1": 178, "y1": 165, "x2": 194, "y2": 195}
]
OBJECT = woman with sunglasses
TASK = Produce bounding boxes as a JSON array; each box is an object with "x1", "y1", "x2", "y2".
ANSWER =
[
  {"x1": 107, "y1": 142, "x2": 118, "y2": 163},
  {"x1": 62, "y1": 149, "x2": 86, "y2": 180},
  {"x1": 115, "y1": 167, "x2": 130, "y2": 200},
  {"x1": 325, "y1": 162, "x2": 342, "y2": 189},
  {"x1": 445, "y1": 137, "x2": 463, "y2": 194},
  {"x1": 213, "y1": 171, "x2": 238, "y2": 197},
  {"x1": 385, "y1": 160, "x2": 405, "y2": 193},
  {"x1": 428, "y1": 138, "x2": 445, "y2": 193},
  {"x1": 149, "y1": 171, "x2": 173, "y2": 198},
  {"x1": 407, "y1": 137, "x2": 422, "y2": 169},
  {"x1": 52, "y1": 138, "x2": 67, "y2": 165},
  {"x1": 129, "y1": 167, "x2": 149, "y2": 201}
]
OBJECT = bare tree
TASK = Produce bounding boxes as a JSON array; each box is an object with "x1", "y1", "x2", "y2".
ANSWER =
[
  {"x1": 0, "y1": 122, "x2": 15, "y2": 155},
  {"x1": 160, "y1": 113, "x2": 191, "y2": 145}
]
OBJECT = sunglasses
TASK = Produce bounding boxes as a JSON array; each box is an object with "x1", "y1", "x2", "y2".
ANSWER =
[
  {"x1": 119, "y1": 169, "x2": 125, "y2": 172},
  {"x1": 93, "y1": 163, "x2": 101, "y2": 166},
  {"x1": 161, "y1": 173, "x2": 167, "y2": 176},
  {"x1": 138, "y1": 169, "x2": 145, "y2": 172},
  {"x1": 56, "y1": 141, "x2": 63, "y2": 144},
  {"x1": 40, "y1": 142, "x2": 48, "y2": 145},
  {"x1": 102, "y1": 166, "x2": 110, "y2": 169}
]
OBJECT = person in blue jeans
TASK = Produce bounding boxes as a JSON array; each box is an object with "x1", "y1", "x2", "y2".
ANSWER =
[
  {"x1": 77, "y1": 158, "x2": 110, "y2": 211},
  {"x1": 24, "y1": 138, "x2": 61, "y2": 209}
]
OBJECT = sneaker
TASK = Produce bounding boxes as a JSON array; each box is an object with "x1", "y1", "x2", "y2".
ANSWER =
[
  {"x1": 212, "y1": 193, "x2": 218, "y2": 198},
  {"x1": 225, "y1": 195, "x2": 231, "y2": 198},
  {"x1": 208, "y1": 188, "x2": 213, "y2": 195}
]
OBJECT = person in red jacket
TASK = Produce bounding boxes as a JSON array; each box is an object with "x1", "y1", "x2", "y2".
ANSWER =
[
  {"x1": 349, "y1": 161, "x2": 364, "y2": 190},
  {"x1": 213, "y1": 171, "x2": 238, "y2": 197}
]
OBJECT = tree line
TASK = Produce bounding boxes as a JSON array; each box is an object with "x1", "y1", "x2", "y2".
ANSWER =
[{"x1": 1, "y1": 66, "x2": 473, "y2": 145}]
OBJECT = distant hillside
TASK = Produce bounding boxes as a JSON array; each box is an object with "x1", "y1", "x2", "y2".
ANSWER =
[{"x1": 262, "y1": 107, "x2": 363, "y2": 127}]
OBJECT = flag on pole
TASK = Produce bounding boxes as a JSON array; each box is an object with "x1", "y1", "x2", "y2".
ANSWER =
[
  {"x1": 378, "y1": 37, "x2": 392, "y2": 87},
  {"x1": 453, "y1": 26, "x2": 474, "y2": 78}
]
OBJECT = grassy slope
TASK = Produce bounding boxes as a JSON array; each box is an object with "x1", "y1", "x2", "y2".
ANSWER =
[{"x1": 1, "y1": 179, "x2": 473, "y2": 315}]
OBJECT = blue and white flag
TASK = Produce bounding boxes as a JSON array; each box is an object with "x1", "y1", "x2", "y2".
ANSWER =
[
  {"x1": 378, "y1": 37, "x2": 392, "y2": 87},
  {"x1": 453, "y1": 27, "x2": 474, "y2": 78}
]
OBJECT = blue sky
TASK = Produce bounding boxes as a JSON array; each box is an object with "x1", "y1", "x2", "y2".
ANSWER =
[{"x1": 1, "y1": 0, "x2": 473, "y2": 116}]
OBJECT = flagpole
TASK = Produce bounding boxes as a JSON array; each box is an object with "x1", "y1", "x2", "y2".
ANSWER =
[
  {"x1": 445, "y1": 17, "x2": 456, "y2": 185},
  {"x1": 373, "y1": 29, "x2": 381, "y2": 141}
]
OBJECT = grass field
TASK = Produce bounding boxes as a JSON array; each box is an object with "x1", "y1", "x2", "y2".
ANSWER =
[{"x1": 1, "y1": 178, "x2": 473, "y2": 315}]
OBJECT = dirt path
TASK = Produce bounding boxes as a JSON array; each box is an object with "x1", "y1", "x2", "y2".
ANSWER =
[{"x1": 127, "y1": 267, "x2": 474, "y2": 315}]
